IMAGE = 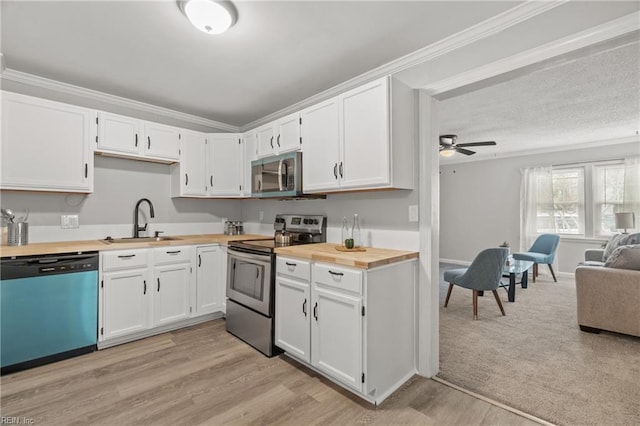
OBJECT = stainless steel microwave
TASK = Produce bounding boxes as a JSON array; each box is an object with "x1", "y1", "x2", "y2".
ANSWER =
[{"x1": 251, "y1": 152, "x2": 303, "y2": 198}]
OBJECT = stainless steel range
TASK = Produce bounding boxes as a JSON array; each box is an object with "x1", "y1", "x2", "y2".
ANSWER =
[{"x1": 226, "y1": 214, "x2": 327, "y2": 357}]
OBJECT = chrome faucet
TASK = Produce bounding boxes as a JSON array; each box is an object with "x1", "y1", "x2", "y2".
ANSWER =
[{"x1": 133, "y1": 198, "x2": 155, "y2": 238}]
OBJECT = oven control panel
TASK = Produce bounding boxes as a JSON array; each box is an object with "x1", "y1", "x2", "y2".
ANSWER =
[{"x1": 274, "y1": 214, "x2": 326, "y2": 233}]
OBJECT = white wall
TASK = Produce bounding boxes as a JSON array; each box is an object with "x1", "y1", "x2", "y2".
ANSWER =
[
  {"x1": 1, "y1": 156, "x2": 242, "y2": 242},
  {"x1": 439, "y1": 141, "x2": 639, "y2": 273},
  {"x1": 240, "y1": 189, "x2": 420, "y2": 251}
]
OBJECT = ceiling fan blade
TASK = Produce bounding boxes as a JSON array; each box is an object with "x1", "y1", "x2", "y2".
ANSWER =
[
  {"x1": 456, "y1": 148, "x2": 476, "y2": 156},
  {"x1": 456, "y1": 141, "x2": 496, "y2": 147}
]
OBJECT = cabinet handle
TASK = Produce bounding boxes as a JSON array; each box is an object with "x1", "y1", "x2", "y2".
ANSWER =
[
  {"x1": 198, "y1": 254, "x2": 202, "y2": 267},
  {"x1": 210, "y1": 176, "x2": 213, "y2": 187},
  {"x1": 185, "y1": 173, "x2": 189, "y2": 186},
  {"x1": 148, "y1": 136, "x2": 151, "y2": 149},
  {"x1": 333, "y1": 163, "x2": 338, "y2": 179},
  {"x1": 117, "y1": 254, "x2": 136, "y2": 259},
  {"x1": 302, "y1": 299, "x2": 307, "y2": 317},
  {"x1": 313, "y1": 302, "x2": 318, "y2": 321},
  {"x1": 270, "y1": 136, "x2": 274, "y2": 149},
  {"x1": 339, "y1": 162, "x2": 343, "y2": 178},
  {"x1": 277, "y1": 134, "x2": 281, "y2": 147},
  {"x1": 157, "y1": 278, "x2": 160, "y2": 292},
  {"x1": 166, "y1": 250, "x2": 181, "y2": 254},
  {"x1": 85, "y1": 163, "x2": 88, "y2": 178},
  {"x1": 143, "y1": 280, "x2": 147, "y2": 295},
  {"x1": 285, "y1": 262, "x2": 297, "y2": 267},
  {"x1": 328, "y1": 270, "x2": 344, "y2": 277},
  {"x1": 135, "y1": 133, "x2": 138, "y2": 147}
]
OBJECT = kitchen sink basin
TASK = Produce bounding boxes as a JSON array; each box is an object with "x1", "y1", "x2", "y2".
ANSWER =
[{"x1": 101, "y1": 236, "x2": 182, "y2": 244}]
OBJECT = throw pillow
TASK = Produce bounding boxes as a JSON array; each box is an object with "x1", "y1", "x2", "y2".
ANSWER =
[
  {"x1": 604, "y1": 244, "x2": 640, "y2": 271},
  {"x1": 603, "y1": 234, "x2": 625, "y2": 261}
]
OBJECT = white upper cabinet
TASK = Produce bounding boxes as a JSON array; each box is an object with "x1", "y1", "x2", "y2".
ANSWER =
[
  {"x1": 256, "y1": 112, "x2": 301, "y2": 158},
  {"x1": 242, "y1": 131, "x2": 258, "y2": 197},
  {"x1": 176, "y1": 130, "x2": 208, "y2": 196},
  {"x1": 1, "y1": 91, "x2": 94, "y2": 193},
  {"x1": 209, "y1": 133, "x2": 243, "y2": 196},
  {"x1": 95, "y1": 111, "x2": 180, "y2": 163},
  {"x1": 143, "y1": 122, "x2": 180, "y2": 161},
  {"x1": 302, "y1": 77, "x2": 414, "y2": 193},
  {"x1": 301, "y1": 97, "x2": 341, "y2": 193}
]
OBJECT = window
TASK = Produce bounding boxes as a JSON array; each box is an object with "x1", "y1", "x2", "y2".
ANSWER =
[
  {"x1": 594, "y1": 164, "x2": 625, "y2": 236},
  {"x1": 548, "y1": 168, "x2": 585, "y2": 235}
]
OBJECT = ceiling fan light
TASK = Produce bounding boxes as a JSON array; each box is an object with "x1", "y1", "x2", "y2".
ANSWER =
[
  {"x1": 439, "y1": 148, "x2": 455, "y2": 158},
  {"x1": 182, "y1": 0, "x2": 235, "y2": 35}
]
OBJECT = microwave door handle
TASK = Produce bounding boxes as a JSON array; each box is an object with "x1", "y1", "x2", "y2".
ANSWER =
[{"x1": 278, "y1": 159, "x2": 284, "y2": 191}]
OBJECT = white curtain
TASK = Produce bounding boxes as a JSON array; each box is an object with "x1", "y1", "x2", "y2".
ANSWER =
[
  {"x1": 520, "y1": 166, "x2": 553, "y2": 252},
  {"x1": 623, "y1": 156, "x2": 640, "y2": 231}
]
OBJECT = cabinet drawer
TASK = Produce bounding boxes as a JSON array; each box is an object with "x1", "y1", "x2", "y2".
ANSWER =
[
  {"x1": 277, "y1": 257, "x2": 310, "y2": 282},
  {"x1": 102, "y1": 249, "x2": 149, "y2": 271},
  {"x1": 154, "y1": 246, "x2": 191, "y2": 265},
  {"x1": 313, "y1": 263, "x2": 362, "y2": 295}
]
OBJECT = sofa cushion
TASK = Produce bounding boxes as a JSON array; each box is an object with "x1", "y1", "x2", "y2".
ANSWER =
[
  {"x1": 604, "y1": 244, "x2": 640, "y2": 270},
  {"x1": 578, "y1": 260, "x2": 606, "y2": 267},
  {"x1": 602, "y1": 233, "x2": 640, "y2": 262}
]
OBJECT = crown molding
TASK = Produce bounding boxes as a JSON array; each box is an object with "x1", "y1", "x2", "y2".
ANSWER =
[
  {"x1": 440, "y1": 136, "x2": 640, "y2": 166},
  {"x1": 426, "y1": 12, "x2": 640, "y2": 96},
  {"x1": 240, "y1": 1, "x2": 565, "y2": 131},
  {"x1": 0, "y1": 68, "x2": 240, "y2": 132}
]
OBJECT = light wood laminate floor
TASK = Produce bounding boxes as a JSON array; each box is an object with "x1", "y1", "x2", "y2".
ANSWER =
[{"x1": 1, "y1": 320, "x2": 540, "y2": 425}]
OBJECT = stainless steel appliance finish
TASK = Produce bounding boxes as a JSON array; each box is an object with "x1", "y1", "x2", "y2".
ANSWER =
[
  {"x1": 251, "y1": 152, "x2": 303, "y2": 198},
  {"x1": 226, "y1": 214, "x2": 327, "y2": 357}
]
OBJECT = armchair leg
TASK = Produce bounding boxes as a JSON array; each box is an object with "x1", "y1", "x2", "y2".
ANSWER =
[
  {"x1": 548, "y1": 264, "x2": 557, "y2": 282},
  {"x1": 533, "y1": 263, "x2": 538, "y2": 282},
  {"x1": 444, "y1": 283, "x2": 454, "y2": 307},
  {"x1": 492, "y1": 290, "x2": 506, "y2": 316},
  {"x1": 472, "y1": 290, "x2": 478, "y2": 320}
]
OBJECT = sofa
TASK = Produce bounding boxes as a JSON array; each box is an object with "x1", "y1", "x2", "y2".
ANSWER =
[{"x1": 575, "y1": 235, "x2": 640, "y2": 337}]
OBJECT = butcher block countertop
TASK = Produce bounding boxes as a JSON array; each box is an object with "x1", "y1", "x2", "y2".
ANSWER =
[
  {"x1": 275, "y1": 243, "x2": 418, "y2": 269},
  {"x1": 0, "y1": 234, "x2": 270, "y2": 258}
]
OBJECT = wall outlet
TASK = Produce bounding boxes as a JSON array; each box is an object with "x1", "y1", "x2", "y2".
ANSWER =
[
  {"x1": 61, "y1": 214, "x2": 79, "y2": 229},
  {"x1": 408, "y1": 205, "x2": 419, "y2": 222},
  {"x1": 259, "y1": 211, "x2": 264, "y2": 222}
]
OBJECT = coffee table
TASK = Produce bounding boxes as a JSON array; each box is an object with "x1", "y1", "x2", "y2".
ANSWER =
[{"x1": 501, "y1": 259, "x2": 534, "y2": 302}]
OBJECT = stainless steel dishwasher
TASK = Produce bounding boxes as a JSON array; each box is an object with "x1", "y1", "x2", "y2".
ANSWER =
[{"x1": 1, "y1": 252, "x2": 99, "y2": 374}]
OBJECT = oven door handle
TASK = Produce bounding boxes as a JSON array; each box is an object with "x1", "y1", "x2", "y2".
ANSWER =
[
  {"x1": 278, "y1": 159, "x2": 284, "y2": 192},
  {"x1": 228, "y1": 248, "x2": 271, "y2": 265}
]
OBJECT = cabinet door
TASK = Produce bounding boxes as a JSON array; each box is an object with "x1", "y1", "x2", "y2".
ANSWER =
[
  {"x1": 1, "y1": 92, "x2": 93, "y2": 193},
  {"x1": 143, "y1": 121, "x2": 180, "y2": 160},
  {"x1": 301, "y1": 98, "x2": 341, "y2": 193},
  {"x1": 180, "y1": 130, "x2": 207, "y2": 196},
  {"x1": 208, "y1": 133, "x2": 243, "y2": 196},
  {"x1": 339, "y1": 77, "x2": 390, "y2": 189},
  {"x1": 275, "y1": 112, "x2": 301, "y2": 154},
  {"x1": 102, "y1": 268, "x2": 151, "y2": 340},
  {"x1": 311, "y1": 286, "x2": 363, "y2": 392},
  {"x1": 196, "y1": 245, "x2": 223, "y2": 315},
  {"x1": 275, "y1": 276, "x2": 311, "y2": 362},
  {"x1": 242, "y1": 131, "x2": 257, "y2": 197},
  {"x1": 256, "y1": 123, "x2": 275, "y2": 158},
  {"x1": 154, "y1": 263, "x2": 191, "y2": 326},
  {"x1": 96, "y1": 111, "x2": 141, "y2": 155}
]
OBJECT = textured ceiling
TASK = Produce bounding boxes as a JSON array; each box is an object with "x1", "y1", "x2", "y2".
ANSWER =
[
  {"x1": 439, "y1": 39, "x2": 640, "y2": 163},
  {"x1": 0, "y1": 1, "x2": 518, "y2": 127}
]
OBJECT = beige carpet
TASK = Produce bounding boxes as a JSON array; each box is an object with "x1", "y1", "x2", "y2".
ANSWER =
[{"x1": 438, "y1": 264, "x2": 640, "y2": 426}]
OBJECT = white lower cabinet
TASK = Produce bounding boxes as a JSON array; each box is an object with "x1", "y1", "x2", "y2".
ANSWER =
[
  {"x1": 99, "y1": 244, "x2": 226, "y2": 347},
  {"x1": 195, "y1": 245, "x2": 224, "y2": 315},
  {"x1": 275, "y1": 256, "x2": 417, "y2": 405}
]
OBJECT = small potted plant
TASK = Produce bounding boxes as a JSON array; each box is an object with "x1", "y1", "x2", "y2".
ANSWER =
[{"x1": 499, "y1": 241, "x2": 510, "y2": 254}]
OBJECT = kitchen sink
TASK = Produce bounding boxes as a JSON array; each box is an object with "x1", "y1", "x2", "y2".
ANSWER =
[{"x1": 101, "y1": 236, "x2": 182, "y2": 244}]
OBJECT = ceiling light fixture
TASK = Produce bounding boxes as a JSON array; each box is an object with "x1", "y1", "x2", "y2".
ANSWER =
[
  {"x1": 439, "y1": 147, "x2": 455, "y2": 157},
  {"x1": 179, "y1": 0, "x2": 237, "y2": 35}
]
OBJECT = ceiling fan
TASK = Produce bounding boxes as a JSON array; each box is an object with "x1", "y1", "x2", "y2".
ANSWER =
[{"x1": 439, "y1": 134, "x2": 496, "y2": 157}]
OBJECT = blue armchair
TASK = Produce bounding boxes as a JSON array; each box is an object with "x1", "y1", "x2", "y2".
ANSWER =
[
  {"x1": 513, "y1": 234, "x2": 560, "y2": 282},
  {"x1": 443, "y1": 248, "x2": 509, "y2": 320}
]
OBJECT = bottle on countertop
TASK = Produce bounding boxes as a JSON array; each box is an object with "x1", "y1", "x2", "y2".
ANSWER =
[
  {"x1": 341, "y1": 216, "x2": 350, "y2": 247},
  {"x1": 351, "y1": 213, "x2": 361, "y2": 248}
]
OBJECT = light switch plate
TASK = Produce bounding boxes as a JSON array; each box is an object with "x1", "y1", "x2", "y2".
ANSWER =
[
  {"x1": 61, "y1": 214, "x2": 79, "y2": 229},
  {"x1": 408, "y1": 205, "x2": 419, "y2": 222}
]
